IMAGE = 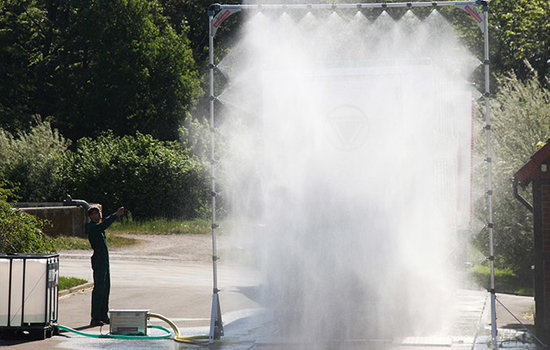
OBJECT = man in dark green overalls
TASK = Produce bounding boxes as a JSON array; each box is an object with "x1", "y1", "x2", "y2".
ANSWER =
[{"x1": 87, "y1": 206, "x2": 124, "y2": 327}]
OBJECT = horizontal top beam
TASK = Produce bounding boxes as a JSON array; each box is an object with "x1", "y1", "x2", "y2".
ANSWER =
[
  {"x1": 210, "y1": 1, "x2": 483, "y2": 13},
  {"x1": 208, "y1": 1, "x2": 487, "y2": 37}
]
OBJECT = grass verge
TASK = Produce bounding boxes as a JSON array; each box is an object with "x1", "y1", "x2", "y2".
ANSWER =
[
  {"x1": 109, "y1": 218, "x2": 211, "y2": 235},
  {"x1": 51, "y1": 218, "x2": 210, "y2": 250},
  {"x1": 53, "y1": 234, "x2": 140, "y2": 250},
  {"x1": 59, "y1": 276, "x2": 87, "y2": 290}
]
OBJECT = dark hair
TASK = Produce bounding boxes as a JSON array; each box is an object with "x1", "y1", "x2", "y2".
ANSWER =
[{"x1": 88, "y1": 207, "x2": 100, "y2": 216}]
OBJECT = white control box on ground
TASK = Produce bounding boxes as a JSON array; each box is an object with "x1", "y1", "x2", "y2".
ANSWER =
[{"x1": 109, "y1": 310, "x2": 148, "y2": 335}]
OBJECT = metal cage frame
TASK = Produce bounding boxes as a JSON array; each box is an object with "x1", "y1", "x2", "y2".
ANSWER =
[
  {"x1": 0, "y1": 254, "x2": 59, "y2": 340},
  {"x1": 206, "y1": 1, "x2": 494, "y2": 346}
]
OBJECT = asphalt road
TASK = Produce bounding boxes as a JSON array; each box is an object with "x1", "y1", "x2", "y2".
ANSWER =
[
  {"x1": 1, "y1": 246, "x2": 263, "y2": 349},
  {"x1": 0, "y1": 236, "x2": 537, "y2": 350}
]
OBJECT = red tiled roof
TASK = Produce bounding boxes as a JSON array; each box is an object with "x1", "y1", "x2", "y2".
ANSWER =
[{"x1": 515, "y1": 142, "x2": 550, "y2": 186}]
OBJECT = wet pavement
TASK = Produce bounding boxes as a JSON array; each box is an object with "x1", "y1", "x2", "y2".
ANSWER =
[{"x1": 0, "y1": 250, "x2": 539, "y2": 349}]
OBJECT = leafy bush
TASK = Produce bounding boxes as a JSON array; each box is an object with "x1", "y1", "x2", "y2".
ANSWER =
[
  {"x1": 0, "y1": 172, "x2": 19, "y2": 202},
  {"x1": 66, "y1": 131, "x2": 209, "y2": 220},
  {"x1": 0, "y1": 199, "x2": 55, "y2": 254},
  {"x1": 0, "y1": 119, "x2": 211, "y2": 221},
  {"x1": 473, "y1": 72, "x2": 550, "y2": 286},
  {"x1": 179, "y1": 115, "x2": 210, "y2": 160},
  {"x1": 469, "y1": 264, "x2": 533, "y2": 295},
  {"x1": 0, "y1": 172, "x2": 54, "y2": 254},
  {"x1": 0, "y1": 118, "x2": 70, "y2": 202}
]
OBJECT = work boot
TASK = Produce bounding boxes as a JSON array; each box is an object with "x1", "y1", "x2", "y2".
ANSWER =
[{"x1": 90, "y1": 319, "x2": 104, "y2": 327}]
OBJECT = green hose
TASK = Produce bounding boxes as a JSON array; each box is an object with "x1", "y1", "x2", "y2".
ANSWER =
[
  {"x1": 56, "y1": 324, "x2": 172, "y2": 340},
  {"x1": 56, "y1": 313, "x2": 213, "y2": 344}
]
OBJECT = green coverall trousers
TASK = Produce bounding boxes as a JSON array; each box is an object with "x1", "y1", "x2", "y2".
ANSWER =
[{"x1": 91, "y1": 259, "x2": 110, "y2": 322}]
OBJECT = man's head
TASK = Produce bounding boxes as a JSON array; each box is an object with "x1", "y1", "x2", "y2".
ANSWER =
[{"x1": 88, "y1": 207, "x2": 101, "y2": 223}]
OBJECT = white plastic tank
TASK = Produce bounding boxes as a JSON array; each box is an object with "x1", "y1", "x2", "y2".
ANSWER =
[
  {"x1": 0, "y1": 254, "x2": 58, "y2": 328},
  {"x1": 0, "y1": 258, "x2": 24, "y2": 327},
  {"x1": 23, "y1": 259, "x2": 48, "y2": 324},
  {"x1": 0, "y1": 258, "x2": 10, "y2": 326}
]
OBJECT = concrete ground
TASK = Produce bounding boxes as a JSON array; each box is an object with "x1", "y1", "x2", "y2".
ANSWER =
[{"x1": 0, "y1": 234, "x2": 540, "y2": 349}]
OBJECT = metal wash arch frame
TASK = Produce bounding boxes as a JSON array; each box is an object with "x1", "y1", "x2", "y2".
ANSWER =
[{"x1": 206, "y1": 0, "x2": 494, "y2": 346}]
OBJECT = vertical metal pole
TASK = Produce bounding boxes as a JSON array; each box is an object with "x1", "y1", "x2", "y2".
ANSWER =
[
  {"x1": 54, "y1": 256, "x2": 59, "y2": 322},
  {"x1": 21, "y1": 258, "x2": 26, "y2": 326},
  {"x1": 7, "y1": 258, "x2": 12, "y2": 327},
  {"x1": 45, "y1": 257, "x2": 50, "y2": 323},
  {"x1": 482, "y1": 3, "x2": 497, "y2": 348},
  {"x1": 208, "y1": 10, "x2": 223, "y2": 344}
]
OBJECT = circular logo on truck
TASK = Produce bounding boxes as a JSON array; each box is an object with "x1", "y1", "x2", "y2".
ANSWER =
[{"x1": 325, "y1": 105, "x2": 368, "y2": 151}]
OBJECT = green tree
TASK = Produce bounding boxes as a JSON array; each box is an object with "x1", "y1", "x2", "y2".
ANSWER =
[
  {"x1": 405, "y1": 1, "x2": 550, "y2": 89},
  {"x1": 159, "y1": 0, "x2": 241, "y2": 71},
  {"x1": 0, "y1": 0, "x2": 202, "y2": 141},
  {"x1": 488, "y1": 0, "x2": 550, "y2": 85},
  {"x1": 473, "y1": 72, "x2": 550, "y2": 285},
  {"x1": 0, "y1": 0, "x2": 49, "y2": 132},
  {"x1": 55, "y1": 0, "x2": 202, "y2": 141}
]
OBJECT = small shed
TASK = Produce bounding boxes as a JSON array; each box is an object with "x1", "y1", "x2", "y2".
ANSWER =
[
  {"x1": 16, "y1": 204, "x2": 87, "y2": 238},
  {"x1": 13, "y1": 196, "x2": 98, "y2": 238},
  {"x1": 514, "y1": 141, "x2": 550, "y2": 343}
]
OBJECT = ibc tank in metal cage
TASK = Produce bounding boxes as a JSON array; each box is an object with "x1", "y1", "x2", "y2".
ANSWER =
[{"x1": 0, "y1": 254, "x2": 59, "y2": 340}]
